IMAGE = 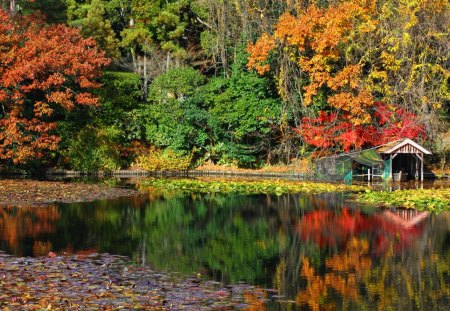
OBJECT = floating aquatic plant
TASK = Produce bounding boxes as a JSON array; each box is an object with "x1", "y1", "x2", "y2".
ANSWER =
[{"x1": 142, "y1": 178, "x2": 367, "y2": 195}]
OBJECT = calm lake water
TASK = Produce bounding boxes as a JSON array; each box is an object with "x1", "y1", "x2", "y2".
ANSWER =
[{"x1": 1, "y1": 183, "x2": 449, "y2": 310}]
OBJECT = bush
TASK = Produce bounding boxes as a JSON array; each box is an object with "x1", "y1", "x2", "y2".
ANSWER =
[
  {"x1": 133, "y1": 147, "x2": 192, "y2": 171},
  {"x1": 64, "y1": 125, "x2": 125, "y2": 171}
]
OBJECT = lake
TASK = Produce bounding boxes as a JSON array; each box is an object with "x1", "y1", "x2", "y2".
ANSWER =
[{"x1": 0, "y1": 182, "x2": 449, "y2": 310}]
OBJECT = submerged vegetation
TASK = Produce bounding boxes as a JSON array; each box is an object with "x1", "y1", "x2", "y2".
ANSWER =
[
  {"x1": 142, "y1": 178, "x2": 367, "y2": 195},
  {"x1": 355, "y1": 187, "x2": 450, "y2": 213},
  {"x1": 143, "y1": 178, "x2": 450, "y2": 213}
]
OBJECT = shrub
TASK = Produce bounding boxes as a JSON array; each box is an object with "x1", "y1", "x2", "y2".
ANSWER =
[
  {"x1": 64, "y1": 125, "x2": 125, "y2": 171},
  {"x1": 133, "y1": 147, "x2": 192, "y2": 171}
]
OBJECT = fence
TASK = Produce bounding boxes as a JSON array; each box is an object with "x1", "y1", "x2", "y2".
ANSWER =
[{"x1": 45, "y1": 169, "x2": 307, "y2": 180}]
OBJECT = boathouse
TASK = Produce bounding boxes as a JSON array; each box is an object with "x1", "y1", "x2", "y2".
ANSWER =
[
  {"x1": 377, "y1": 138, "x2": 432, "y2": 181},
  {"x1": 316, "y1": 138, "x2": 432, "y2": 182}
]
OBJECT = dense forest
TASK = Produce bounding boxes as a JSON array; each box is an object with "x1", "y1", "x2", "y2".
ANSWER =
[{"x1": 0, "y1": 0, "x2": 448, "y2": 172}]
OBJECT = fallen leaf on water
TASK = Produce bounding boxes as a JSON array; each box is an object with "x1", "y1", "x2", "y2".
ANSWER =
[
  {"x1": 0, "y1": 251, "x2": 274, "y2": 310},
  {"x1": 0, "y1": 179, "x2": 138, "y2": 206},
  {"x1": 47, "y1": 252, "x2": 57, "y2": 258}
]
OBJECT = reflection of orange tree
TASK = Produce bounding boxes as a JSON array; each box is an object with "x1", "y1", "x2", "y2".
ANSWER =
[
  {"x1": 293, "y1": 209, "x2": 448, "y2": 310},
  {"x1": 296, "y1": 238, "x2": 449, "y2": 310},
  {"x1": 0, "y1": 205, "x2": 59, "y2": 256},
  {"x1": 363, "y1": 250, "x2": 450, "y2": 310},
  {"x1": 296, "y1": 238, "x2": 371, "y2": 310},
  {"x1": 298, "y1": 208, "x2": 366, "y2": 247},
  {"x1": 243, "y1": 289, "x2": 267, "y2": 311}
]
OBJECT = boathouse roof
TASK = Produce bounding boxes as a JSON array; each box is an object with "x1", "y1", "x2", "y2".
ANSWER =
[{"x1": 377, "y1": 138, "x2": 432, "y2": 155}]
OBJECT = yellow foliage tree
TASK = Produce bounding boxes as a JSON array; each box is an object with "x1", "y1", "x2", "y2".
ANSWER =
[{"x1": 247, "y1": 1, "x2": 378, "y2": 126}]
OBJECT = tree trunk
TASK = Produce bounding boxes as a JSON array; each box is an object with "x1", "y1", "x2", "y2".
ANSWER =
[
  {"x1": 9, "y1": 0, "x2": 15, "y2": 15},
  {"x1": 143, "y1": 53, "x2": 148, "y2": 99},
  {"x1": 166, "y1": 52, "x2": 171, "y2": 72}
]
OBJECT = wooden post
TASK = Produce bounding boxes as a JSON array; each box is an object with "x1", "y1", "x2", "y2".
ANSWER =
[
  {"x1": 420, "y1": 152, "x2": 424, "y2": 181},
  {"x1": 389, "y1": 154, "x2": 393, "y2": 181},
  {"x1": 415, "y1": 155, "x2": 419, "y2": 179},
  {"x1": 368, "y1": 168, "x2": 371, "y2": 182},
  {"x1": 414, "y1": 152, "x2": 424, "y2": 181}
]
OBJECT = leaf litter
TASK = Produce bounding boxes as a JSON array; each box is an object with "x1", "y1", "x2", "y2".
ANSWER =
[
  {"x1": 0, "y1": 251, "x2": 271, "y2": 310},
  {"x1": 0, "y1": 179, "x2": 138, "y2": 206}
]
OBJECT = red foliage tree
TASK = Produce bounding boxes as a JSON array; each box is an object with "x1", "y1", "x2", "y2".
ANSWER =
[
  {"x1": 0, "y1": 10, "x2": 109, "y2": 164},
  {"x1": 295, "y1": 102, "x2": 426, "y2": 153}
]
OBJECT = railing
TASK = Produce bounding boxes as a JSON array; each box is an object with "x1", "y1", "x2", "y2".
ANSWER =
[
  {"x1": 45, "y1": 169, "x2": 307, "y2": 180},
  {"x1": 353, "y1": 169, "x2": 384, "y2": 182}
]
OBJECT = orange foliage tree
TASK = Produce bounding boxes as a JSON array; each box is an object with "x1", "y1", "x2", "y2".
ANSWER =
[
  {"x1": 247, "y1": 2, "x2": 376, "y2": 124},
  {"x1": 0, "y1": 10, "x2": 109, "y2": 164},
  {"x1": 247, "y1": 1, "x2": 426, "y2": 153}
]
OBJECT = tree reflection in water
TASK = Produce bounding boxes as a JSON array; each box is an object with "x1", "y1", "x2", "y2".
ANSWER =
[
  {"x1": 0, "y1": 190, "x2": 448, "y2": 310},
  {"x1": 0, "y1": 205, "x2": 60, "y2": 256},
  {"x1": 285, "y1": 206, "x2": 449, "y2": 310}
]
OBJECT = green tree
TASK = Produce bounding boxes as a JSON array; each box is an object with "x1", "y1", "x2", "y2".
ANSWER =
[
  {"x1": 64, "y1": 125, "x2": 125, "y2": 171},
  {"x1": 119, "y1": 0, "x2": 204, "y2": 97},
  {"x1": 57, "y1": 71, "x2": 142, "y2": 169},
  {"x1": 94, "y1": 71, "x2": 143, "y2": 141},
  {"x1": 144, "y1": 66, "x2": 208, "y2": 154},
  {"x1": 67, "y1": 0, "x2": 120, "y2": 58},
  {"x1": 21, "y1": 0, "x2": 67, "y2": 23},
  {"x1": 200, "y1": 52, "x2": 282, "y2": 166}
]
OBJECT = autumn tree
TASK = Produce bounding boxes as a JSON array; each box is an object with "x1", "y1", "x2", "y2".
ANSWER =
[
  {"x1": 247, "y1": 0, "x2": 432, "y2": 154},
  {"x1": 296, "y1": 102, "x2": 426, "y2": 152},
  {"x1": 247, "y1": 1, "x2": 378, "y2": 153},
  {"x1": 247, "y1": 1, "x2": 378, "y2": 120},
  {"x1": 0, "y1": 0, "x2": 66, "y2": 21},
  {"x1": 362, "y1": 0, "x2": 449, "y2": 143},
  {"x1": 0, "y1": 10, "x2": 109, "y2": 165}
]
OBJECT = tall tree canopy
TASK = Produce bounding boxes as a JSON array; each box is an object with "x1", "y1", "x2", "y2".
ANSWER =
[
  {"x1": 0, "y1": 0, "x2": 447, "y2": 169},
  {"x1": 247, "y1": 0, "x2": 446, "y2": 154},
  {"x1": 0, "y1": 10, "x2": 109, "y2": 164}
]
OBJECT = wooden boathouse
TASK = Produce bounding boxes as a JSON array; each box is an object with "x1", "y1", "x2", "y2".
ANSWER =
[
  {"x1": 377, "y1": 138, "x2": 432, "y2": 181},
  {"x1": 316, "y1": 138, "x2": 432, "y2": 182}
]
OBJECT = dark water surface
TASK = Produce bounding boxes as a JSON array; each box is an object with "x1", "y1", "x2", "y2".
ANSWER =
[{"x1": 0, "y1": 187, "x2": 449, "y2": 310}]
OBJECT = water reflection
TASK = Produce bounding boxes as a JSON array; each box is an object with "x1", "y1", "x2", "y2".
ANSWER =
[
  {"x1": 0, "y1": 190, "x2": 448, "y2": 310},
  {"x1": 287, "y1": 208, "x2": 448, "y2": 310}
]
